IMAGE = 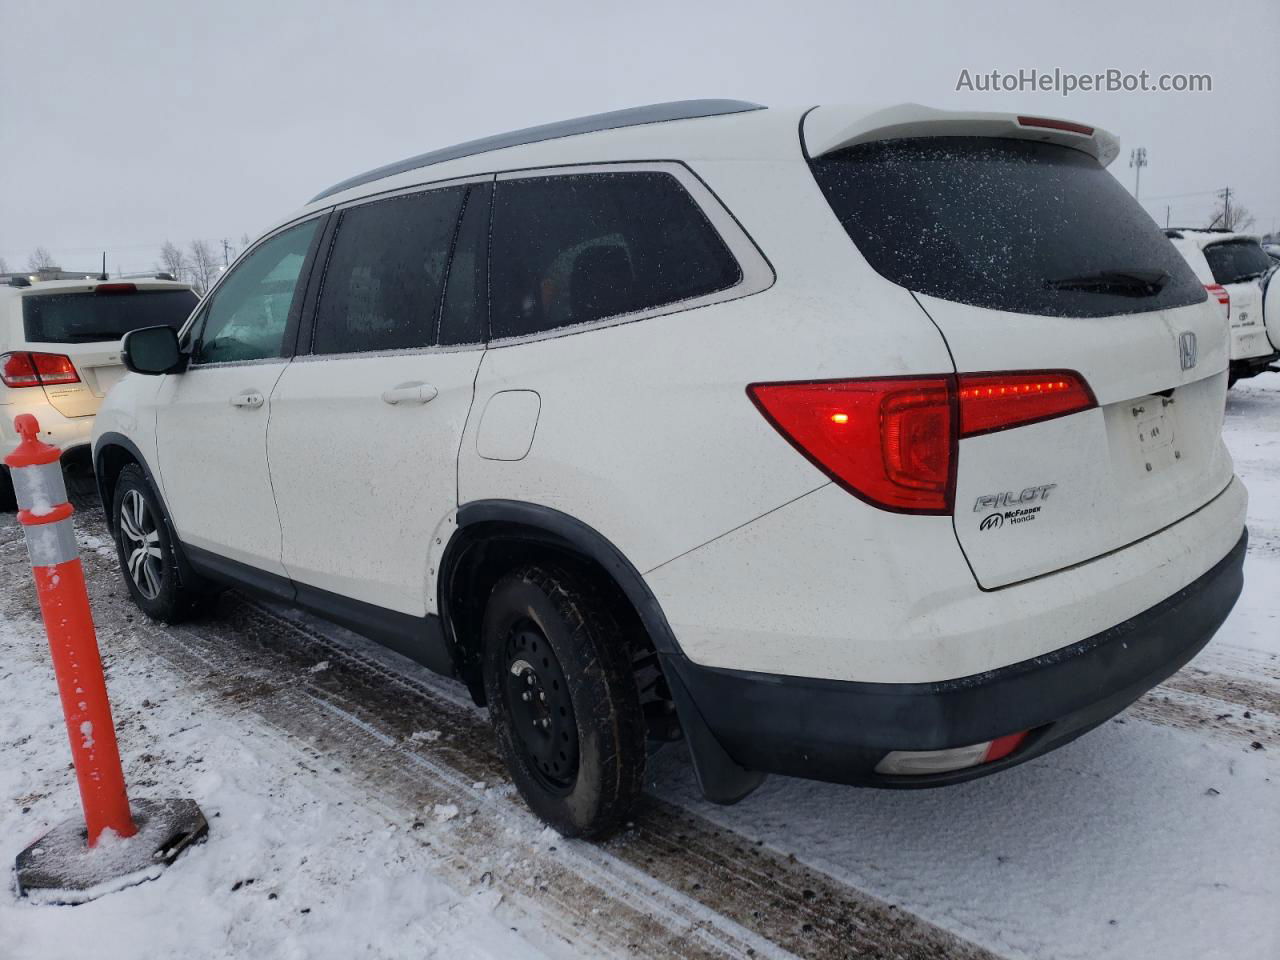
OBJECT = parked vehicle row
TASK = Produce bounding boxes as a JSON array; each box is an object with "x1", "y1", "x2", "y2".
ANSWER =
[
  {"x1": 74, "y1": 101, "x2": 1249, "y2": 837},
  {"x1": 1166, "y1": 228, "x2": 1280, "y2": 384}
]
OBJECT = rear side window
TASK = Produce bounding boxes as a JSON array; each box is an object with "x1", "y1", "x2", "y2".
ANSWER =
[
  {"x1": 23, "y1": 289, "x2": 198, "y2": 344},
  {"x1": 312, "y1": 187, "x2": 466, "y2": 355},
  {"x1": 490, "y1": 171, "x2": 741, "y2": 340},
  {"x1": 1203, "y1": 240, "x2": 1274, "y2": 286},
  {"x1": 809, "y1": 137, "x2": 1206, "y2": 318}
]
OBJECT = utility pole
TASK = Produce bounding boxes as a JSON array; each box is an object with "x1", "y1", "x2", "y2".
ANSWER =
[
  {"x1": 1217, "y1": 187, "x2": 1231, "y2": 230},
  {"x1": 221, "y1": 239, "x2": 231, "y2": 269},
  {"x1": 1165, "y1": 205, "x2": 1170, "y2": 229},
  {"x1": 1129, "y1": 147, "x2": 1147, "y2": 200}
]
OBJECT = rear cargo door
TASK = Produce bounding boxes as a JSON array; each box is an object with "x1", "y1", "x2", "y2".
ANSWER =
[
  {"x1": 808, "y1": 132, "x2": 1234, "y2": 588},
  {"x1": 20, "y1": 285, "x2": 198, "y2": 417},
  {"x1": 1202, "y1": 239, "x2": 1276, "y2": 359}
]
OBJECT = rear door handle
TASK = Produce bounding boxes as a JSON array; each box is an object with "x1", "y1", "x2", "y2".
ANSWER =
[
  {"x1": 230, "y1": 391, "x2": 264, "y2": 409},
  {"x1": 381, "y1": 382, "x2": 439, "y2": 406}
]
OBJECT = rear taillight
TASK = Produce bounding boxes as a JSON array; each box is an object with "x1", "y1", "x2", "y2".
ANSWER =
[
  {"x1": 0, "y1": 352, "x2": 81, "y2": 388},
  {"x1": 1205, "y1": 283, "x2": 1230, "y2": 320},
  {"x1": 956, "y1": 371, "x2": 1096, "y2": 438},
  {"x1": 748, "y1": 370, "x2": 1094, "y2": 514},
  {"x1": 747, "y1": 377, "x2": 955, "y2": 514},
  {"x1": 94, "y1": 282, "x2": 137, "y2": 294},
  {"x1": 1016, "y1": 115, "x2": 1094, "y2": 136}
]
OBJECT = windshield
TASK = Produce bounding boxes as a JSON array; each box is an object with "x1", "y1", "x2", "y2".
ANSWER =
[
  {"x1": 22, "y1": 288, "x2": 199, "y2": 344},
  {"x1": 808, "y1": 137, "x2": 1206, "y2": 318},
  {"x1": 1203, "y1": 240, "x2": 1274, "y2": 285}
]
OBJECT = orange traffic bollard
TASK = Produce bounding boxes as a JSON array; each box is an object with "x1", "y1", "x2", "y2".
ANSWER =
[
  {"x1": 6, "y1": 414, "x2": 136, "y2": 846},
  {"x1": 7, "y1": 414, "x2": 207, "y2": 904}
]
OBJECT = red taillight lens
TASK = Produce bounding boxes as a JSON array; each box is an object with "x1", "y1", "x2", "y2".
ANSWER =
[
  {"x1": 94, "y1": 282, "x2": 137, "y2": 294},
  {"x1": 0, "y1": 352, "x2": 81, "y2": 388},
  {"x1": 956, "y1": 371, "x2": 1095, "y2": 438},
  {"x1": 30, "y1": 352, "x2": 81, "y2": 385},
  {"x1": 749, "y1": 370, "x2": 1095, "y2": 514},
  {"x1": 1, "y1": 352, "x2": 41, "y2": 387},
  {"x1": 747, "y1": 377, "x2": 955, "y2": 514},
  {"x1": 1205, "y1": 283, "x2": 1230, "y2": 320}
]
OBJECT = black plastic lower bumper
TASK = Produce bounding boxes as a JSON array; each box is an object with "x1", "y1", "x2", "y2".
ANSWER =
[
  {"x1": 1231, "y1": 350, "x2": 1280, "y2": 381},
  {"x1": 665, "y1": 529, "x2": 1247, "y2": 792}
]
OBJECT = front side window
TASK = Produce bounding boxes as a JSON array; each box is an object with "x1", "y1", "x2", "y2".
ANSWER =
[
  {"x1": 311, "y1": 187, "x2": 466, "y2": 355},
  {"x1": 490, "y1": 171, "x2": 741, "y2": 340},
  {"x1": 192, "y1": 219, "x2": 319, "y2": 364}
]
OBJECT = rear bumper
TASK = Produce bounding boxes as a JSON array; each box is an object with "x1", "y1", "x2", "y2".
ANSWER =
[
  {"x1": 1, "y1": 394, "x2": 94, "y2": 460},
  {"x1": 666, "y1": 528, "x2": 1246, "y2": 788},
  {"x1": 1230, "y1": 349, "x2": 1280, "y2": 380}
]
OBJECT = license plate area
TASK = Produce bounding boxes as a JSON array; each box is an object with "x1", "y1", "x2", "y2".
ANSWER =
[{"x1": 1131, "y1": 395, "x2": 1177, "y2": 473}]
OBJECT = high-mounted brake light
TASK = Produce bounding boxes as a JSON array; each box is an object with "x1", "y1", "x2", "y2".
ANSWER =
[
  {"x1": 956, "y1": 371, "x2": 1096, "y2": 437},
  {"x1": 747, "y1": 377, "x2": 955, "y2": 514},
  {"x1": 1016, "y1": 115, "x2": 1095, "y2": 136},
  {"x1": 1, "y1": 352, "x2": 81, "y2": 389},
  {"x1": 94, "y1": 282, "x2": 137, "y2": 294},
  {"x1": 749, "y1": 370, "x2": 1094, "y2": 514},
  {"x1": 1205, "y1": 283, "x2": 1230, "y2": 320}
]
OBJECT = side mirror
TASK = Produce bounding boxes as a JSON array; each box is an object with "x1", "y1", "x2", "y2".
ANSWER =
[{"x1": 122, "y1": 325, "x2": 187, "y2": 376}]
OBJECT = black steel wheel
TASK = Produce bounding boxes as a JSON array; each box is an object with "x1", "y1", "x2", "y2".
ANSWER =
[{"x1": 482, "y1": 565, "x2": 645, "y2": 838}]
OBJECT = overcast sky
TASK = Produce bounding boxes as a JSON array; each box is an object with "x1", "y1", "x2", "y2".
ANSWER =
[{"x1": 1, "y1": 0, "x2": 1276, "y2": 275}]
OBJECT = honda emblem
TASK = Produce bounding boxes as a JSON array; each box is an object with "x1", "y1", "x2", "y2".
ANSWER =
[{"x1": 1179, "y1": 331, "x2": 1197, "y2": 371}]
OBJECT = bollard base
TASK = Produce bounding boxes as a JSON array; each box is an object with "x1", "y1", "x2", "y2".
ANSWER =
[{"x1": 15, "y1": 798, "x2": 209, "y2": 905}]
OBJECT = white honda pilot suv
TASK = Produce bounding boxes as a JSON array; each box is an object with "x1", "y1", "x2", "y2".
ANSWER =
[{"x1": 93, "y1": 101, "x2": 1248, "y2": 837}]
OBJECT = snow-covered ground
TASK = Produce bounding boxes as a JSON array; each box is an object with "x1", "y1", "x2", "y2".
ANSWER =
[{"x1": 2, "y1": 372, "x2": 1278, "y2": 960}]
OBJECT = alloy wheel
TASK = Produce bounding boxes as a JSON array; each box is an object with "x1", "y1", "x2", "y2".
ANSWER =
[{"x1": 119, "y1": 489, "x2": 164, "y2": 600}]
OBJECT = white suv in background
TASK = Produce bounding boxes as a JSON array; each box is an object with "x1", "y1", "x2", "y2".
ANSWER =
[
  {"x1": 1, "y1": 276, "x2": 197, "y2": 508},
  {"x1": 1166, "y1": 228, "x2": 1280, "y2": 384},
  {"x1": 93, "y1": 101, "x2": 1247, "y2": 837}
]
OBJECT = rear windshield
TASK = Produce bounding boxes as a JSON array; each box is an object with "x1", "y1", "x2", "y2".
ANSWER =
[
  {"x1": 1203, "y1": 240, "x2": 1274, "y2": 286},
  {"x1": 23, "y1": 288, "x2": 198, "y2": 344},
  {"x1": 809, "y1": 137, "x2": 1206, "y2": 318}
]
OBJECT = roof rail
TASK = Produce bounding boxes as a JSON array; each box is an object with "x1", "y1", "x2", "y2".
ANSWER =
[{"x1": 309, "y1": 99, "x2": 766, "y2": 203}]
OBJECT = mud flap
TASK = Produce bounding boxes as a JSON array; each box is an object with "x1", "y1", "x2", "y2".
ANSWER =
[{"x1": 662, "y1": 658, "x2": 766, "y2": 805}]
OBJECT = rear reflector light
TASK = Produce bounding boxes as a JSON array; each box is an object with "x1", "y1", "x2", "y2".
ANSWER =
[
  {"x1": 1, "y1": 352, "x2": 81, "y2": 388},
  {"x1": 956, "y1": 371, "x2": 1096, "y2": 437},
  {"x1": 875, "y1": 731, "x2": 1030, "y2": 776},
  {"x1": 1016, "y1": 115, "x2": 1095, "y2": 136},
  {"x1": 1205, "y1": 283, "x2": 1230, "y2": 320},
  {"x1": 94, "y1": 282, "x2": 137, "y2": 294},
  {"x1": 748, "y1": 377, "x2": 955, "y2": 514},
  {"x1": 748, "y1": 370, "x2": 1094, "y2": 514}
]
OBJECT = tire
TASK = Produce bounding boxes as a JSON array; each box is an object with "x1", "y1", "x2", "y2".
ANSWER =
[
  {"x1": 0, "y1": 467, "x2": 15, "y2": 513},
  {"x1": 111, "y1": 464, "x2": 217, "y2": 623},
  {"x1": 482, "y1": 565, "x2": 646, "y2": 838}
]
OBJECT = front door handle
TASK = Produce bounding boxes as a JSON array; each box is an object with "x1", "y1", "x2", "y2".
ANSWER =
[
  {"x1": 230, "y1": 391, "x2": 264, "y2": 409},
  {"x1": 381, "y1": 382, "x2": 439, "y2": 406}
]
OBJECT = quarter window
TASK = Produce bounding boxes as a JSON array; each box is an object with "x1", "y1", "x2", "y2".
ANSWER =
[
  {"x1": 490, "y1": 171, "x2": 741, "y2": 340},
  {"x1": 312, "y1": 187, "x2": 466, "y2": 355},
  {"x1": 192, "y1": 219, "x2": 319, "y2": 364}
]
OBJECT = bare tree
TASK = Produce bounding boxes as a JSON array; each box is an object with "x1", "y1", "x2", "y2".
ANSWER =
[
  {"x1": 27, "y1": 246, "x2": 57, "y2": 272},
  {"x1": 1207, "y1": 198, "x2": 1256, "y2": 232},
  {"x1": 0, "y1": 256, "x2": 8, "y2": 274},
  {"x1": 158, "y1": 240, "x2": 188, "y2": 281},
  {"x1": 188, "y1": 239, "x2": 220, "y2": 295}
]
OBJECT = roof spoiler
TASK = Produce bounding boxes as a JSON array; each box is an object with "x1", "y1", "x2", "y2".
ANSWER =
[{"x1": 803, "y1": 104, "x2": 1120, "y2": 167}]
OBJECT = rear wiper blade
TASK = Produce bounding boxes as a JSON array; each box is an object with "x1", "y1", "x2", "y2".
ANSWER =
[{"x1": 1044, "y1": 269, "x2": 1170, "y2": 296}]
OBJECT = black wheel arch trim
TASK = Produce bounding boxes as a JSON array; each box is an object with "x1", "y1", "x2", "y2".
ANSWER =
[
  {"x1": 445, "y1": 499, "x2": 765, "y2": 804},
  {"x1": 93, "y1": 431, "x2": 203, "y2": 591}
]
